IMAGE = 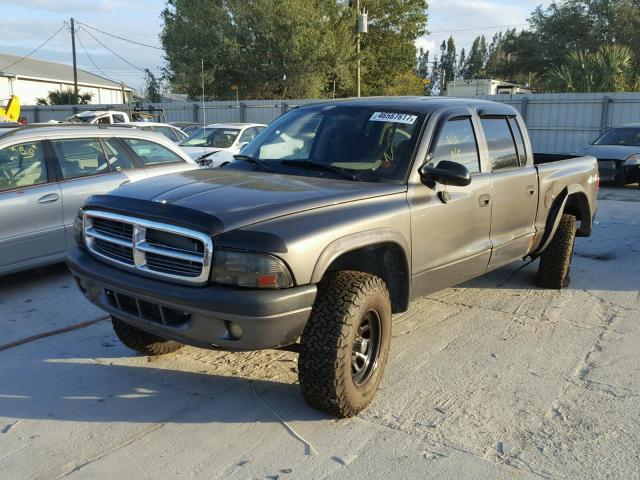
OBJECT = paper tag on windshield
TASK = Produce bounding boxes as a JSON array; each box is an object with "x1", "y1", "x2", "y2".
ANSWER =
[{"x1": 369, "y1": 112, "x2": 417, "y2": 124}]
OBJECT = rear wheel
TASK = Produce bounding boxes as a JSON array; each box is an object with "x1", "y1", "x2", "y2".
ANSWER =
[
  {"x1": 535, "y1": 214, "x2": 577, "y2": 289},
  {"x1": 298, "y1": 271, "x2": 392, "y2": 418},
  {"x1": 111, "y1": 316, "x2": 183, "y2": 355}
]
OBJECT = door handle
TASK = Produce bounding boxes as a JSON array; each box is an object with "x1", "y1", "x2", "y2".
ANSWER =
[
  {"x1": 37, "y1": 193, "x2": 60, "y2": 204},
  {"x1": 120, "y1": 180, "x2": 131, "y2": 187},
  {"x1": 478, "y1": 194, "x2": 491, "y2": 207},
  {"x1": 526, "y1": 185, "x2": 536, "y2": 196}
]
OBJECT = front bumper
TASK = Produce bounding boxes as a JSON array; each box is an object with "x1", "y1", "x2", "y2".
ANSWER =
[{"x1": 66, "y1": 246, "x2": 316, "y2": 351}]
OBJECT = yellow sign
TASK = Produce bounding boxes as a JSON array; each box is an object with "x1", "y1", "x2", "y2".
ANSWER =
[{"x1": 230, "y1": 84, "x2": 238, "y2": 91}]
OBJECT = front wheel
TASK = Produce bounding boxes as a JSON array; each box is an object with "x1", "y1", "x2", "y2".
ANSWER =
[
  {"x1": 535, "y1": 214, "x2": 577, "y2": 289},
  {"x1": 298, "y1": 271, "x2": 392, "y2": 418}
]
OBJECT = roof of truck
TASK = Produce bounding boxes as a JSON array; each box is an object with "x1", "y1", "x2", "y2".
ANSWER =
[{"x1": 302, "y1": 96, "x2": 520, "y2": 115}]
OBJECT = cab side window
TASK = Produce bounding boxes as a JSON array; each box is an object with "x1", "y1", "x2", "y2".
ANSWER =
[
  {"x1": 0, "y1": 141, "x2": 47, "y2": 191},
  {"x1": 123, "y1": 138, "x2": 185, "y2": 166},
  {"x1": 51, "y1": 138, "x2": 109, "y2": 180},
  {"x1": 431, "y1": 117, "x2": 481, "y2": 174},
  {"x1": 481, "y1": 117, "x2": 519, "y2": 170}
]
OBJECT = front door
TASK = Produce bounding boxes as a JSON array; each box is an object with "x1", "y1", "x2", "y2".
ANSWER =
[
  {"x1": 0, "y1": 140, "x2": 64, "y2": 272},
  {"x1": 410, "y1": 113, "x2": 492, "y2": 297}
]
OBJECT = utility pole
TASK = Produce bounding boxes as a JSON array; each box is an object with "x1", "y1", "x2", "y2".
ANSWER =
[
  {"x1": 70, "y1": 18, "x2": 78, "y2": 104},
  {"x1": 356, "y1": 0, "x2": 360, "y2": 97},
  {"x1": 356, "y1": 2, "x2": 367, "y2": 97}
]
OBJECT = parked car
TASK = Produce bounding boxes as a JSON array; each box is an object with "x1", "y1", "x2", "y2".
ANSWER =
[
  {"x1": 67, "y1": 97, "x2": 598, "y2": 417},
  {"x1": 575, "y1": 124, "x2": 640, "y2": 186},
  {"x1": 66, "y1": 110, "x2": 131, "y2": 124},
  {"x1": 127, "y1": 122, "x2": 188, "y2": 144},
  {"x1": 178, "y1": 123, "x2": 266, "y2": 165},
  {"x1": 0, "y1": 124, "x2": 198, "y2": 275},
  {"x1": 169, "y1": 122, "x2": 200, "y2": 135}
]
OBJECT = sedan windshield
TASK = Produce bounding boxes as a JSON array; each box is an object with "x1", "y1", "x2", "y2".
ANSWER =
[
  {"x1": 593, "y1": 127, "x2": 640, "y2": 146},
  {"x1": 180, "y1": 127, "x2": 240, "y2": 148},
  {"x1": 237, "y1": 105, "x2": 425, "y2": 183}
]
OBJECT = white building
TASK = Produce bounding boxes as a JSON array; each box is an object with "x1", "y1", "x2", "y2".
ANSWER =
[
  {"x1": 445, "y1": 79, "x2": 532, "y2": 97},
  {"x1": 0, "y1": 53, "x2": 133, "y2": 105}
]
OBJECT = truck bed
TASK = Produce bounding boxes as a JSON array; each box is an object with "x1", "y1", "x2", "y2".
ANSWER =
[{"x1": 534, "y1": 153, "x2": 584, "y2": 165}]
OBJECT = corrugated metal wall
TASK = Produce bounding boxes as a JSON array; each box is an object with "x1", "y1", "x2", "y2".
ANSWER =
[{"x1": 20, "y1": 93, "x2": 640, "y2": 153}]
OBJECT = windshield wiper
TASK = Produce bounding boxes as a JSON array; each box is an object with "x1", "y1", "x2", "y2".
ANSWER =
[
  {"x1": 233, "y1": 154, "x2": 271, "y2": 171},
  {"x1": 281, "y1": 159, "x2": 359, "y2": 181}
]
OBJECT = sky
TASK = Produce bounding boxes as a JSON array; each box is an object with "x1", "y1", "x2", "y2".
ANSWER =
[{"x1": 0, "y1": 0, "x2": 552, "y2": 92}]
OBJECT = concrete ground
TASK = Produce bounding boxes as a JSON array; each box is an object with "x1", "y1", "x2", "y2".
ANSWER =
[{"x1": 1, "y1": 185, "x2": 638, "y2": 480}]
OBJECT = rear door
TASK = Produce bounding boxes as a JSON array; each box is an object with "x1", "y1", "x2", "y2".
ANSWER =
[
  {"x1": 50, "y1": 137, "x2": 144, "y2": 247},
  {"x1": 481, "y1": 115, "x2": 538, "y2": 269},
  {"x1": 0, "y1": 140, "x2": 64, "y2": 272},
  {"x1": 410, "y1": 109, "x2": 493, "y2": 297}
]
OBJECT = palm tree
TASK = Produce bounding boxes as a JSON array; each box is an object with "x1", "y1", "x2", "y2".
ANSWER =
[
  {"x1": 36, "y1": 89, "x2": 93, "y2": 105},
  {"x1": 546, "y1": 44, "x2": 637, "y2": 92}
]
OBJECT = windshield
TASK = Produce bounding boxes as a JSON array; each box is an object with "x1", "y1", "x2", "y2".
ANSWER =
[
  {"x1": 237, "y1": 105, "x2": 424, "y2": 183},
  {"x1": 593, "y1": 127, "x2": 640, "y2": 146},
  {"x1": 180, "y1": 127, "x2": 240, "y2": 148},
  {"x1": 66, "y1": 114, "x2": 96, "y2": 123}
]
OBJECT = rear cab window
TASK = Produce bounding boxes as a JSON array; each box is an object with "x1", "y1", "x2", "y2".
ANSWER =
[
  {"x1": 123, "y1": 138, "x2": 185, "y2": 166},
  {"x1": 480, "y1": 117, "x2": 519, "y2": 170},
  {"x1": 0, "y1": 141, "x2": 48, "y2": 191}
]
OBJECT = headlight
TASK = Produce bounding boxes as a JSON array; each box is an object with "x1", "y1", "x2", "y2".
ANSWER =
[
  {"x1": 211, "y1": 249, "x2": 294, "y2": 289},
  {"x1": 622, "y1": 154, "x2": 640, "y2": 166}
]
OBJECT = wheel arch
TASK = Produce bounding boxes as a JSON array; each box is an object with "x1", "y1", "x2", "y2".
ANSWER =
[
  {"x1": 311, "y1": 229, "x2": 411, "y2": 314},
  {"x1": 532, "y1": 185, "x2": 592, "y2": 257}
]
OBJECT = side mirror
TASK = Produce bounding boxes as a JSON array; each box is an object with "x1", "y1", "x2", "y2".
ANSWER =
[
  {"x1": 238, "y1": 141, "x2": 249, "y2": 151},
  {"x1": 419, "y1": 160, "x2": 471, "y2": 187}
]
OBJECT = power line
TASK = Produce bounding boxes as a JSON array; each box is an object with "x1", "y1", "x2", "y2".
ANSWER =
[
  {"x1": 428, "y1": 23, "x2": 529, "y2": 35},
  {"x1": 75, "y1": 29, "x2": 113, "y2": 81},
  {"x1": 80, "y1": 26, "x2": 146, "y2": 72},
  {"x1": 78, "y1": 21, "x2": 163, "y2": 50},
  {"x1": 0, "y1": 24, "x2": 66, "y2": 71}
]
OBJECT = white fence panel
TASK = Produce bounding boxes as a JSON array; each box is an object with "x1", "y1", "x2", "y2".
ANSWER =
[{"x1": 19, "y1": 93, "x2": 640, "y2": 153}]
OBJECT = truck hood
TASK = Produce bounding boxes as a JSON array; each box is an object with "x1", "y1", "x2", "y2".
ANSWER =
[
  {"x1": 575, "y1": 144, "x2": 640, "y2": 160},
  {"x1": 104, "y1": 169, "x2": 406, "y2": 234}
]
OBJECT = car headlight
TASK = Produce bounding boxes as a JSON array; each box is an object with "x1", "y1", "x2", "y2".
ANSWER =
[
  {"x1": 622, "y1": 154, "x2": 640, "y2": 166},
  {"x1": 211, "y1": 249, "x2": 294, "y2": 289}
]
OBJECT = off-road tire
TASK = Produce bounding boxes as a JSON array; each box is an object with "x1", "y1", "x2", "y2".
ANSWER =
[
  {"x1": 298, "y1": 271, "x2": 392, "y2": 418},
  {"x1": 536, "y1": 214, "x2": 577, "y2": 289},
  {"x1": 111, "y1": 316, "x2": 183, "y2": 355}
]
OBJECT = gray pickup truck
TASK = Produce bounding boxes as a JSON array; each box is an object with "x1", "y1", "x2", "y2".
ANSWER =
[{"x1": 67, "y1": 97, "x2": 598, "y2": 417}]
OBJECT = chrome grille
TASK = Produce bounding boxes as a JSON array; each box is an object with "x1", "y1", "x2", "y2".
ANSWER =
[{"x1": 83, "y1": 210, "x2": 213, "y2": 285}]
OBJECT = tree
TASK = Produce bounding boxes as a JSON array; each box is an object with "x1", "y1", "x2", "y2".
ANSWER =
[
  {"x1": 143, "y1": 69, "x2": 163, "y2": 103},
  {"x1": 457, "y1": 48, "x2": 466, "y2": 79},
  {"x1": 416, "y1": 48, "x2": 430, "y2": 79},
  {"x1": 464, "y1": 35, "x2": 488, "y2": 79},
  {"x1": 36, "y1": 89, "x2": 93, "y2": 105},
  {"x1": 547, "y1": 44, "x2": 639, "y2": 92},
  {"x1": 161, "y1": 0, "x2": 428, "y2": 99},
  {"x1": 529, "y1": 0, "x2": 640, "y2": 74},
  {"x1": 440, "y1": 36, "x2": 457, "y2": 86}
]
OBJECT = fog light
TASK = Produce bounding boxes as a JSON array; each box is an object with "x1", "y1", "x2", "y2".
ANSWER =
[{"x1": 226, "y1": 321, "x2": 244, "y2": 340}]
